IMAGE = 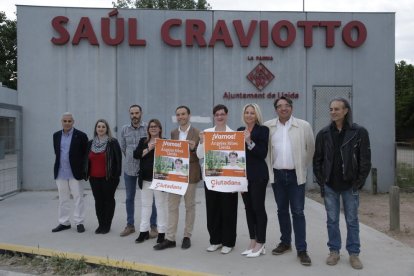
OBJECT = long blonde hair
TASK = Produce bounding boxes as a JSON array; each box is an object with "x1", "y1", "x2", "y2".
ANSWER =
[{"x1": 241, "y1": 103, "x2": 263, "y2": 126}]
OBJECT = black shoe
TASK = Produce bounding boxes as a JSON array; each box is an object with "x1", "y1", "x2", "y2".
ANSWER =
[
  {"x1": 156, "y1": 233, "x2": 165, "y2": 244},
  {"x1": 135, "y1": 231, "x2": 149, "y2": 243},
  {"x1": 77, "y1": 224, "x2": 85, "y2": 233},
  {"x1": 298, "y1": 251, "x2": 312, "y2": 266},
  {"x1": 100, "y1": 228, "x2": 110, "y2": 234},
  {"x1": 181, "y1": 237, "x2": 191, "y2": 249},
  {"x1": 153, "y1": 239, "x2": 176, "y2": 250},
  {"x1": 52, "y1": 224, "x2": 71, "y2": 232},
  {"x1": 272, "y1": 243, "x2": 292, "y2": 255},
  {"x1": 99, "y1": 225, "x2": 110, "y2": 234},
  {"x1": 95, "y1": 227, "x2": 102, "y2": 234}
]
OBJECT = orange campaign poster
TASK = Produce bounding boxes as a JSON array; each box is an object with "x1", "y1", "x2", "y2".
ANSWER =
[
  {"x1": 203, "y1": 131, "x2": 248, "y2": 192},
  {"x1": 150, "y1": 138, "x2": 190, "y2": 195}
]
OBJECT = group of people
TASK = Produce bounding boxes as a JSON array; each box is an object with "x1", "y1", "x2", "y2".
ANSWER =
[{"x1": 51, "y1": 96, "x2": 371, "y2": 270}]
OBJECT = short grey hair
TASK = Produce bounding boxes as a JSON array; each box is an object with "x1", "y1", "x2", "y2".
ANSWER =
[{"x1": 61, "y1": 112, "x2": 74, "y2": 120}]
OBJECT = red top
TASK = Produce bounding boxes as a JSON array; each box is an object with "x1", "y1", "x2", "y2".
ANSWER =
[{"x1": 89, "y1": 151, "x2": 106, "y2": 178}]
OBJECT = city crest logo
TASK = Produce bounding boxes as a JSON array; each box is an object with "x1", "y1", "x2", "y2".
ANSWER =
[{"x1": 246, "y1": 63, "x2": 275, "y2": 91}]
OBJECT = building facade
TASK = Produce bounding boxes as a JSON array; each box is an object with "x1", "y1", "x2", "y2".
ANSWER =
[{"x1": 17, "y1": 6, "x2": 395, "y2": 191}]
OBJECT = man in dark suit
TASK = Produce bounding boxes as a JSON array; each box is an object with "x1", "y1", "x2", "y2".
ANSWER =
[
  {"x1": 154, "y1": 106, "x2": 201, "y2": 250},
  {"x1": 52, "y1": 112, "x2": 88, "y2": 233}
]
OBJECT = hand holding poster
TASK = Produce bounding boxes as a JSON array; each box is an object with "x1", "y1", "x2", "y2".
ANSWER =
[
  {"x1": 150, "y1": 139, "x2": 189, "y2": 195},
  {"x1": 204, "y1": 131, "x2": 248, "y2": 192}
]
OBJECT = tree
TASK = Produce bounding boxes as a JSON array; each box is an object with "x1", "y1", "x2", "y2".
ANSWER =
[
  {"x1": 395, "y1": 60, "x2": 414, "y2": 140},
  {"x1": 0, "y1": 11, "x2": 17, "y2": 90},
  {"x1": 112, "y1": 0, "x2": 211, "y2": 10}
]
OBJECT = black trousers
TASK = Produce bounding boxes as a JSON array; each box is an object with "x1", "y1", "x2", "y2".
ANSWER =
[
  {"x1": 89, "y1": 177, "x2": 119, "y2": 230},
  {"x1": 242, "y1": 179, "x2": 268, "y2": 243},
  {"x1": 204, "y1": 183, "x2": 238, "y2": 247}
]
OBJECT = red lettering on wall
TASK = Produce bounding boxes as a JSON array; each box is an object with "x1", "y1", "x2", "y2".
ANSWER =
[
  {"x1": 271, "y1": 20, "x2": 295, "y2": 48},
  {"x1": 319, "y1": 21, "x2": 341, "y2": 48},
  {"x1": 260, "y1": 21, "x2": 269, "y2": 47},
  {"x1": 209, "y1": 20, "x2": 233, "y2": 47},
  {"x1": 51, "y1": 16, "x2": 70, "y2": 45},
  {"x1": 50, "y1": 15, "x2": 368, "y2": 49},
  {"x1": 72, "y1": 17, "x2": 99, "y2": 45},
  {"x1": 185, "y1": 19, "x2": 207, "y2": 47},
  {"x1": 101, "y1": 18, "x2": 124, "y2": 46},
  {"x1": 161, "y1": 19, "x2": 182, "y2": 47},
  {"x1": 128, "y1": 18, "x2": 146, "y2": 46},
  {"x1": 233, "y1": 20, "x2": 257, "y2": 47},
  {"x1": 342, "y1": 20, "x2": 367, "y2": 48},
  {"x1": 297, "y1": 21, "x2": 319, "y2": 48}
]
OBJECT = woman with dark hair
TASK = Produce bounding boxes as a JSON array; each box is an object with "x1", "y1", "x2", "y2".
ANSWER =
[
  {"x1": 133, "y1": 119, "x2": 167, "y2": 245},
  {"x1": 237, "y1": 103, "x2": 269, "y2": 257},
  {"x1": 86, "y1": 119, "x2": 122, "y2": 234},
  {"x1": 197, "y1": 104, "x2": 238, "y2": 254}
]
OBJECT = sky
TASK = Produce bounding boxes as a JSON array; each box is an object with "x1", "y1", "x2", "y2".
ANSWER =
[{"x1": 1, "y1": 0, "x2": 413, "y2": 63}]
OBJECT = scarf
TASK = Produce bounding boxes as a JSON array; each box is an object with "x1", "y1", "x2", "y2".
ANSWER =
[{"x1": 91, "y1": 136, "x2": 109, "y2": 153}]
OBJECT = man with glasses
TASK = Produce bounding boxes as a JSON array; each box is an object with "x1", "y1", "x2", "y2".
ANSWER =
[
  {"x1": 264, "y1": 96, "x2": 315, "y2": 266},
  {"x1": 120, "y1": 105, "x2": 157, "y2": 238},
  {"x1": 52, "y1": 112, "x2": 88, "y2": 233}
]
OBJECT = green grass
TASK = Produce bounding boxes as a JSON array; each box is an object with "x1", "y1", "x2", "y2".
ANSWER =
[
  {"x1": 0, "y1": 251, "x2": 149, "y2": 275},
  {"x1": 397, "y1": 162, "x2": 414, "y2": 189}
]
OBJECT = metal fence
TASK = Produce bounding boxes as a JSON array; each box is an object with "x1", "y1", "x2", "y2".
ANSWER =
[{"x1": 396, "y1": 142, "x2": 414, "y2": 191}]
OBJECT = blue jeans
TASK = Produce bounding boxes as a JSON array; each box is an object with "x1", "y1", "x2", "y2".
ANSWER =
[
  {"x1": 324, "y1": 185, "x2": 360, "y2": 255},
  {"x1": 272, "y1": 169, "x2": 307, "y2": 252},
  {"x1": 124, "y1": 173, "x2": 157, "y2": 227}
]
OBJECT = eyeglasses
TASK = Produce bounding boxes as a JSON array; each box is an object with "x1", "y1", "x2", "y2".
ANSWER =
[
  {"x1": 214, "y1": 113, "x2": 227, "y2": 117},
  {"x1": 62, "y1": 120, "x2": 73, "y2": 123},
  {"x1": 276, "y1": 104, "x2": 291, "y2": 109},
  {"x1": 149, "y1": 125, "x2": 159, "y2": 129}
]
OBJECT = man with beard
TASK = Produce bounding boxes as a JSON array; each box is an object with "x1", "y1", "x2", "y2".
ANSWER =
[{"x1": 120, "y1": 105, "x2": 157, "y2": 238}]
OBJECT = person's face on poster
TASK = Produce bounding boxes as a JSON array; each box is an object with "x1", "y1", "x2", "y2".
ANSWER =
[
  {"x1": 175, "y1": 160, "x2": 183, "y2": 171},
  {"x1": 229, "y1": 154, "x2": 237, "y2": 165}
]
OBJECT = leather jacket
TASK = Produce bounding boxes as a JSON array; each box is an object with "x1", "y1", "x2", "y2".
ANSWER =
[
  {"x1": 313, "y1": 123, "x2": 371, "y2": 191},
  {"x1": 86, "y1": 138, "x2": 122, "y2": 180}
]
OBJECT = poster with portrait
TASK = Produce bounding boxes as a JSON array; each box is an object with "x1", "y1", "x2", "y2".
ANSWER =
[
  {"x1": 203, "y1": 131, "x2": 248, "y2": 192},
  {"x1": 150, "y1": 139, "x2": 189, "y2": 195}
]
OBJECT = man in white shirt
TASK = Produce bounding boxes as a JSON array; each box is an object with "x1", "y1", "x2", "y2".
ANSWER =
[
  {"x1": 264, "y1": 96, "x2": 315, "y2": 266},
  {"x1": 154, "y1": 105, "x2": 201, "y2": 250}
]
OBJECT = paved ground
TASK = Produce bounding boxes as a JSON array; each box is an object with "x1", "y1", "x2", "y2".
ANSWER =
[{"x1": 1, "y1": 187, "x2": 414, "y2": 275}]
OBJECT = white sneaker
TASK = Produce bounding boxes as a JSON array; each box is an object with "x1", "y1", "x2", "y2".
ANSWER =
[
  {"x1": 221, "y1": 246, "x2": 233, "y2": 254},
  {"x1": 206, "y1": 244, "x2": 222, "y2": 252}
]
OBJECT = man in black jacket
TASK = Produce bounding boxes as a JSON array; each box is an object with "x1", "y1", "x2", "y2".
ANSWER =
[
  {"x1": 313, "y1": 98, "x2": 371, "y2": 270},
  {"x1": 52, "y1": 112, "x2": 88, "y2": 233}
]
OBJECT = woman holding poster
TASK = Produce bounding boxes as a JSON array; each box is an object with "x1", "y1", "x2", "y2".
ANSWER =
[
  {"x1": 133, "y1": 119, "x2": 167, "y2": 245},
  {"x1": 197, "y1": 104, "x2": 238, "y2": 254},
  {"x1": 237, "y1": 104, "x2": 269, "y2": 258}
]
